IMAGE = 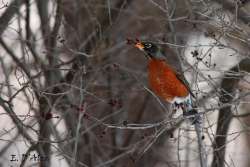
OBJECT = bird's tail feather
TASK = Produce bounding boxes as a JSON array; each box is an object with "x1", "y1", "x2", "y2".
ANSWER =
[
  {"x1": 183, "y1": 95, "x2": 202, "y2": 124},
  {"x1": 184, "y1": 95, "x2": 207, "y2": 166}
]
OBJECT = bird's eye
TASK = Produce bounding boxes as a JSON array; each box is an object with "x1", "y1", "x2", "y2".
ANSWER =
[{"x1": 145, "y1": 43, "x2": 152, "y2": 48}]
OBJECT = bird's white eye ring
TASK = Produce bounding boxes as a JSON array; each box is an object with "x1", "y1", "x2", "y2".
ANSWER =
[{"x1": 145, "y1": 43, "x2": 152, "y2": 48}]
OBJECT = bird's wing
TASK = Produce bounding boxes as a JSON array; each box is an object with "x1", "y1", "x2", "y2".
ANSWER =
[
  {"x1": 175, "y1": 71, "x2": 195, "y2": 98},
  {"x1": 160, "y1": 46, "x2": 195, "y2": 98}
]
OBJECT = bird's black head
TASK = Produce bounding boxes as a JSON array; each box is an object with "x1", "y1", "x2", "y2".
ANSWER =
[
  {"x1": 127, "y1": 38, "x2": 162, "y2": 59},
  {"x1": 134, "y1": 41, "x2": 159, "y2": 58}
]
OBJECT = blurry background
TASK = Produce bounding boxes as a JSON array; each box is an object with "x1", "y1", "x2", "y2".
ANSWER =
[{"x1": 0, "y1": 0, "x2": 250, "y2": 166}]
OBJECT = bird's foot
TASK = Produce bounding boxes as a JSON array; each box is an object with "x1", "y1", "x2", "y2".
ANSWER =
[{"x1": 174, "y1": 102, "x2": 184, "y2": 109}]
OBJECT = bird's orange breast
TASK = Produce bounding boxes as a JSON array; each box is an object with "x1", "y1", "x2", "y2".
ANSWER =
[{"x1": 148, "y1": 59, "x2": 189, "y2": 102}]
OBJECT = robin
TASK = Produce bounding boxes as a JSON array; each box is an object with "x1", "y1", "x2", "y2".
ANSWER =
[{"x1": 128, "y1": 38, "x2": 197, "y2": 117}]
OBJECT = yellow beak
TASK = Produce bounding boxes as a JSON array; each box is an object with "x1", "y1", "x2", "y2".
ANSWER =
[{"x1": 135, "y1": 42, "x2": 144, "y2": 50}]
